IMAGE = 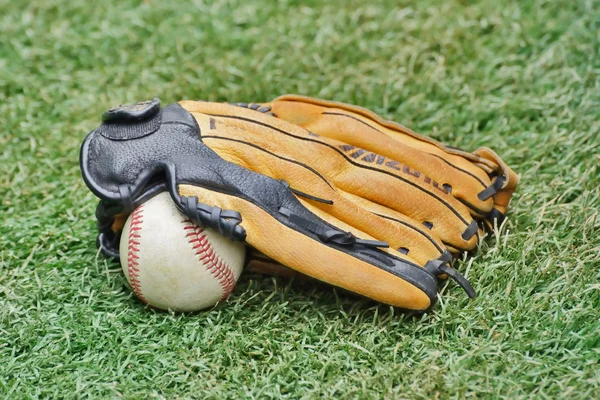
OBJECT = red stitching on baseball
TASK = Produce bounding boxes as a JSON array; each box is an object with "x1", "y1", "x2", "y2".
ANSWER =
[
  {"x1": 182, "y1": 220, "x2": 237, "y2": 300},
  {"x1": 127, "y1": 205, "x2": 148, "y2": 304}
]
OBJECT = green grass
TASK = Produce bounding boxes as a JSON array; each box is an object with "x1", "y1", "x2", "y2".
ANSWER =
[{"x1": 1, "y1": 0, "x2": 599, "y2": 398}]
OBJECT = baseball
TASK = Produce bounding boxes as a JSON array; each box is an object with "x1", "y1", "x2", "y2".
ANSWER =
[{"x1": 118, "y1": 192, "x2": 246, "y2": 311}]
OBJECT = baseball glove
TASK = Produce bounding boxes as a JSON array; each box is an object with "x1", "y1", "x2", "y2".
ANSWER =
[{"x1": 80, "y1": 97, "x2": 518, "y2": 311}]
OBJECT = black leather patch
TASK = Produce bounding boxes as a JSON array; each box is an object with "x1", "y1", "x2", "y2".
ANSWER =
[
  {"x1": 102, "y1": 98, "x2": 160, "y2": 123},
  {"x1": 100, "y1": 116, "x2": 161, "y2": 141},
  {"x1": 100, "y1": 98, "x2": 162, "y2": 140}
]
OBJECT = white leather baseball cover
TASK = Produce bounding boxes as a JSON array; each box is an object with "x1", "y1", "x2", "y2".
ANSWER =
[{"x1": 119, "y1": 192, "x2": 246, "y2": 311}]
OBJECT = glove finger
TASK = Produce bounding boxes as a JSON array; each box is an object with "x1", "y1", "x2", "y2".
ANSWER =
[
  {"x1": 263, "y1": 95, "x2": 517, "y2": 225},
  {"x1": 180, "y1": 101, "x2": 479, "y2": 252},
  {"x1": 190, "y1": 112, "x2": 446, "y2": 263}
]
